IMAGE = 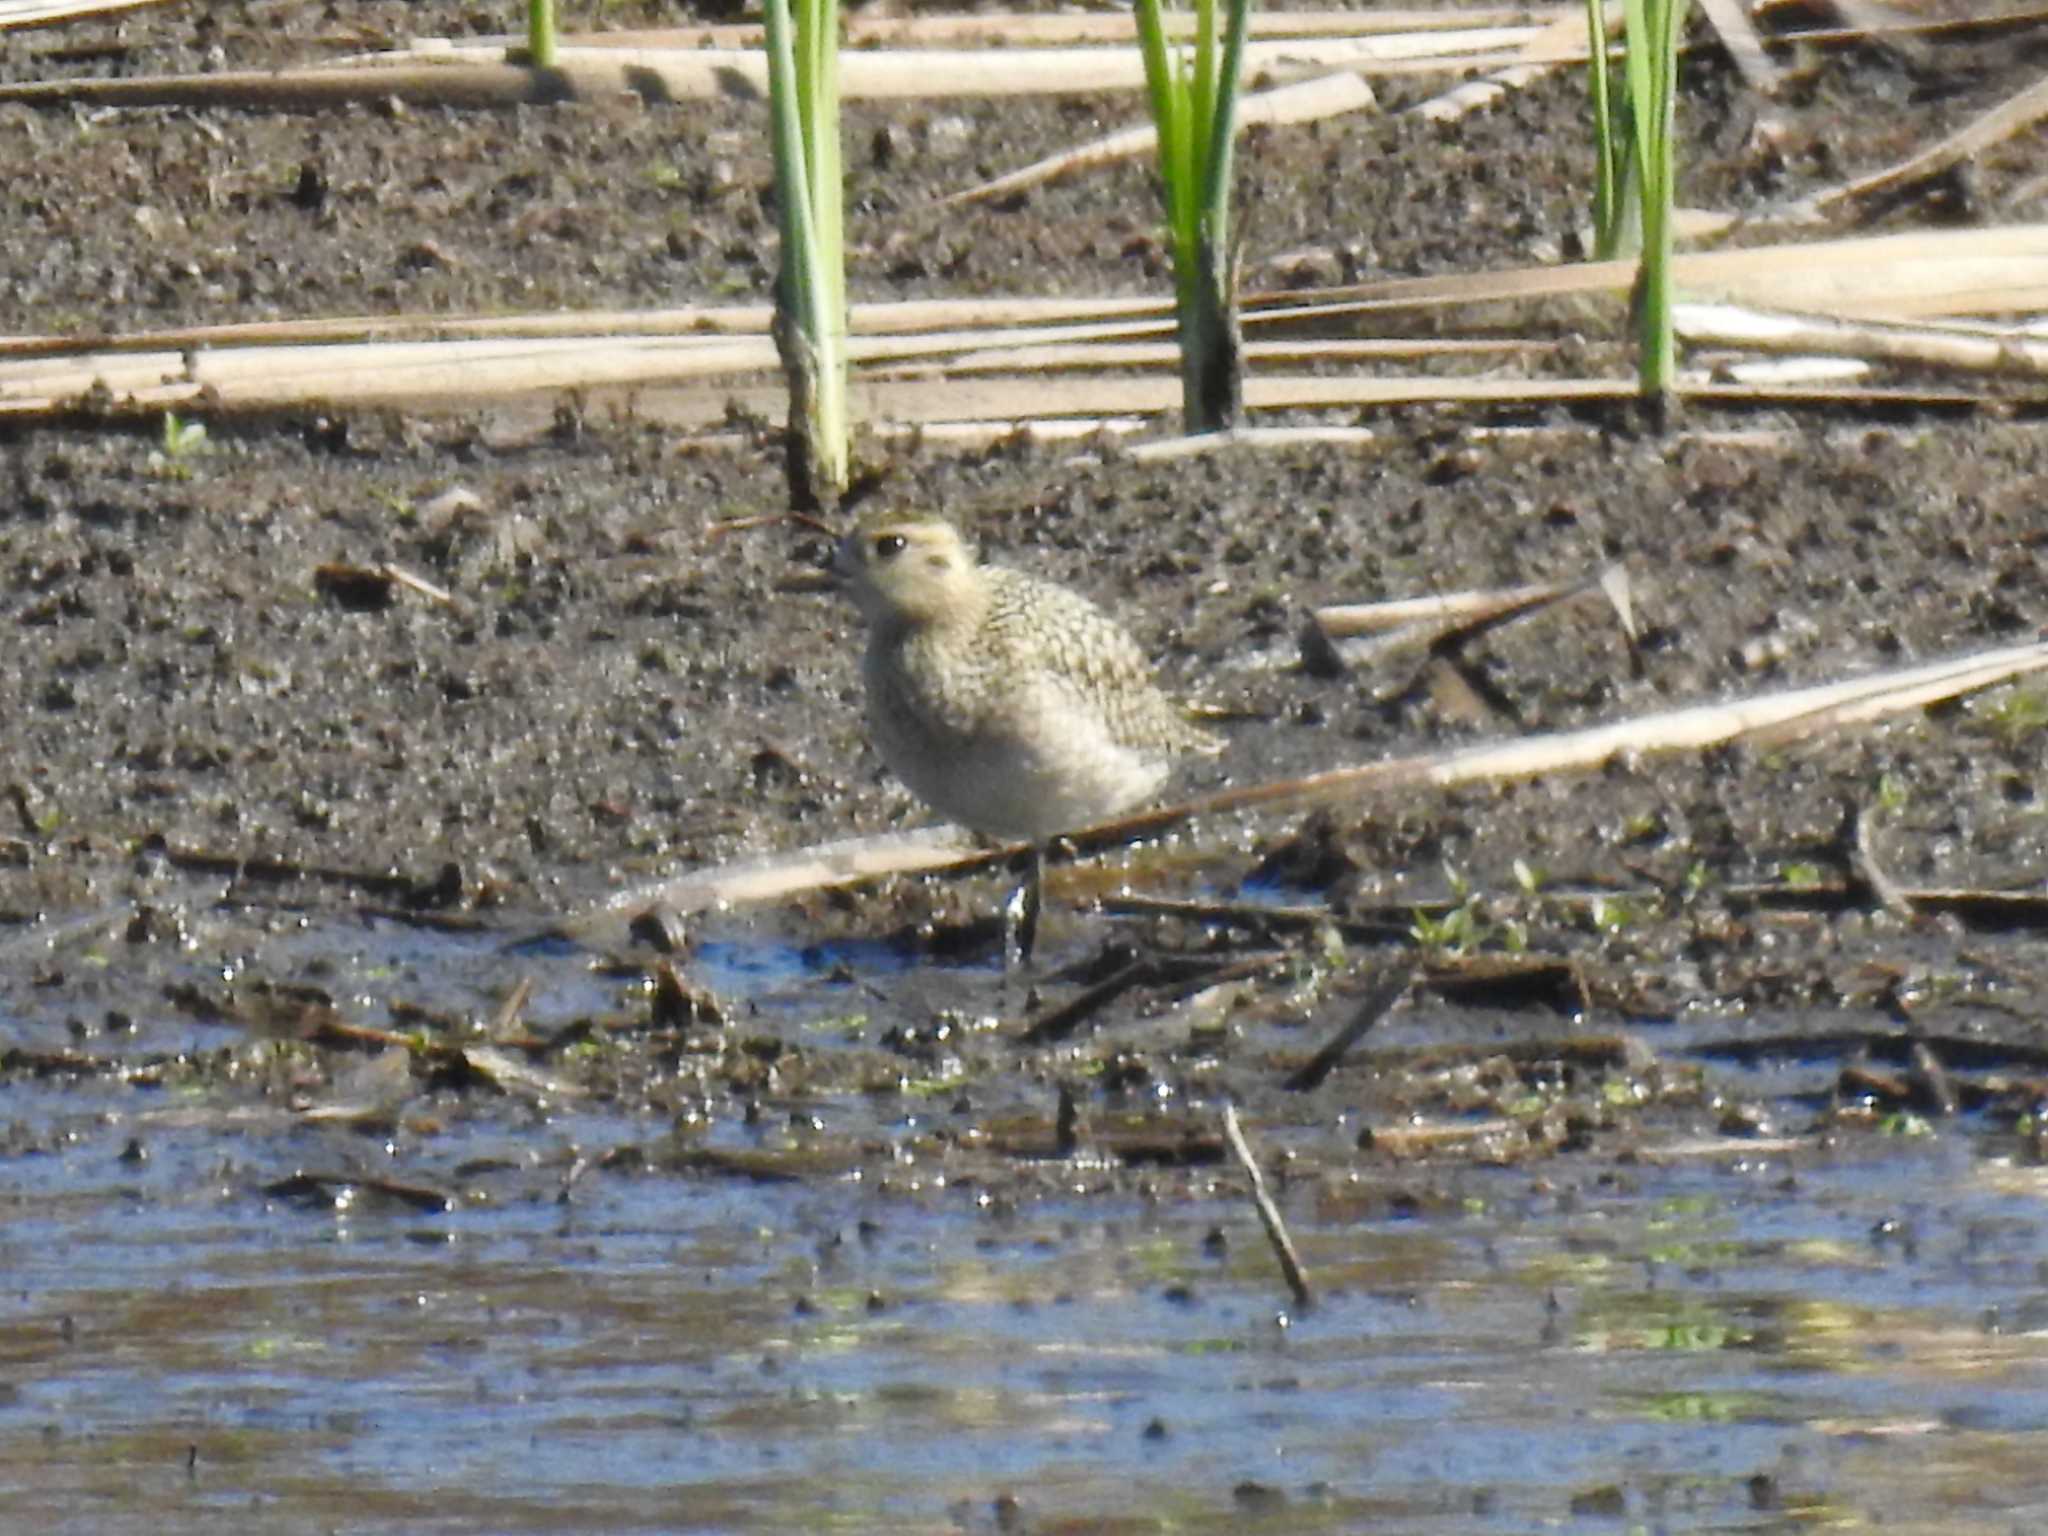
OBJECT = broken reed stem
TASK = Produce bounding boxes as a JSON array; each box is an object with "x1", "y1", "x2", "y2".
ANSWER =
[
  {"x1": 1221, "y1": 1102, "x2": 1313, "y2": 1310},
  {"x1": 1283, "y1": 960, "x2": 1416, "y2": 1092},
  {"x1": 489, "y1": 975, "x2": 536, "y2": 1037}
]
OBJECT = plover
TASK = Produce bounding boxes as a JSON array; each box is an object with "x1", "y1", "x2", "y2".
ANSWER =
[{"x1": 834, "y1": 514, "x2": 1219, "y2": 958}]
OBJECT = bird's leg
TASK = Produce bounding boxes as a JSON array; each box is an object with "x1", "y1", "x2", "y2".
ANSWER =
[{"x1": 1002, "y1": 843, "x2": 1044, "y2": 971}]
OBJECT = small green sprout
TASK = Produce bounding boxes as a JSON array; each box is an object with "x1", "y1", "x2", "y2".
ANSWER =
[
  {"x1": 162, "y1": 410, "x2": 207, "y2": 457},
  {"x1": 1622, "y1": 811, "x2": 1664, "y2": 842},
  {"x1": 1411, "y1": 866, "x2": 1483, "y2": 954},
  {"x1": 148, "y1": 411, "x2": 209, "y2": 480},
  {"x1": 1409, "y1": 903, "x2": 1477, "y2": 954},
  {"x1": 1875, "y1": 772, "x2": 1909, "y2": 814},
  {"x1": 1589, "y1": 895, "x2": 1637, "y2": 935},
  {"x1": 368, "y1": 489, "x2": 416, "y2": 523},
  {"x1": 1444, "y1": 862, "x2": 1472, "y2": 903},
  {"x1": 1983, "y1": 686, "x2": 2048, "y2": 749}
]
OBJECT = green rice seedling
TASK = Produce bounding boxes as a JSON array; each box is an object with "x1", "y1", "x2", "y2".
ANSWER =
[
  {"x1": 1134, "y1": 0, "x2": 1252, "y2": 433},
  {"x1": 1584, "y1": 0, "x2": 1689, "y2": 406},
  {"x1": 149, "y1": 411, "x2": 208, "y2": 480},
  {"x1": 528, "y1": 0, "x2": 559, "y2": 67},
  {"x1": 763, "y1": 0, "x2": 850, "y2": 503}
]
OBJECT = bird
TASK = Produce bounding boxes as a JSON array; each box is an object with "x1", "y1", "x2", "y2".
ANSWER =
[{"x1": 833, "y1": 513, "x2": 1220, "y2": 961}]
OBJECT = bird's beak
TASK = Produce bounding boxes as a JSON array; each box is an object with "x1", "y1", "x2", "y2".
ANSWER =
[
  {"x1": 826, "y1": 533, "x2": 860, "y2": 587},
  {"x1": 775, "y1": 516, "x2": 850, "y2": 595}
]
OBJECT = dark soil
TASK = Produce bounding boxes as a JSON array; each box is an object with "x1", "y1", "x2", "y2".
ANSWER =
[{"x1": 4, "y1": 1, "x2": 2048, "y2": 1119}]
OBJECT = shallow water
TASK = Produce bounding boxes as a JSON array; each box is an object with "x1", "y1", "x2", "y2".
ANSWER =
[{"x1": 6, "y1": 908, "x2": 2048, "y2": 1536}]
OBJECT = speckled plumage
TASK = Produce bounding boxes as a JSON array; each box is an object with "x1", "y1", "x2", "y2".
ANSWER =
[{"x1": 835, "y1": 516, "x2": 1220, "y2": 841}]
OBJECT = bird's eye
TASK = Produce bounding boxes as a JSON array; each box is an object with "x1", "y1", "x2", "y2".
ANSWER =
[{"x1": 873, "y1": 534, "x2": 907, "y2": 561}]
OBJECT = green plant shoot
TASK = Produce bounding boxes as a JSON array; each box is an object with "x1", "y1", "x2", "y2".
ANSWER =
[
  {"x1": 1584, "y1": 0, "x2": 1689, "y2": 404},
  {"x1": 528, "y1": 0, "x2": 559, "y2": 68},
  {"x1": 1134, "y1": 0, "x2": 1251, "y2": 433},
  {"x1": 762, "y1": 0, "x2": 850, "y2": 503},
  {"x1": 1585, "y1": 0, "x2": 1626, "y2": 260},
  {"x1": 161, "y1": 411, "x2": 207, "y2": 461}
]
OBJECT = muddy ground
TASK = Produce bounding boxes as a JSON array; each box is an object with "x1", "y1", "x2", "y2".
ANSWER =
[{"x1": 2, "y1": 3, "x2": 2047, "y2": 1118}]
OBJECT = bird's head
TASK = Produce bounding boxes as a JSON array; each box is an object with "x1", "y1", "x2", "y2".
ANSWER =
[{"x1": 833, "y1": 515, "x2": 982, "y2": 628}]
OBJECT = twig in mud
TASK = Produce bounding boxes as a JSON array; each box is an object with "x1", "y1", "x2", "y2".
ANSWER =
[
  {"x1": 0, "y1": 1044, "x2": 124, "y2": 1078},
  {"x1": 945, "y1": 67, "x2": 1374, "y2": 210},
  {"x1": 1098, "y1": 891, "x2": 1334, "y2": 931},
  {"x1": 489, "y1": 976, "x2": 535, "y2": 1038},
  {"x1": 558, "y1": 1152, "x2": 595, "y2": 1203},
  {"x1": 1153, "y1": 951, "x2": 1295, "y2": 989},
  {"x1": 1731, "y1": 880, "x2": 2048, "y2": 930},
  {"x1": 456, "y1": 1043, "x2": 581, "y2": 1101},
  {"x1": 1874, "y1": 970, "x2": 1960, "y2": 1118},
  {"x1": 1425, "y1": 951, "x2": 1597, "y2": 1018},
  {"x1": 1692, "y1": 0, "x2": 1781, "y2": 93},
  {"x1": 1754, "y1": 0, "x2": 2048, "y2": 43},
  {"x1": 1357, "y1": 1116, "x2": 1516, "y2": 1157},
  {"x1": 312, "y1": 560, "x2": 459, "y2": 611},
  {"x1": 1909, "y1": 1041, "x2": 1957, "y2": 1118},
  {"x1": 1809, "y1": 72, "x2": 2048, "y2": 215},
  {"x1": 1221, "y1": 1103, "x2": 1312, "y2": 1310},
  {"x1": 1019, "y1": 956, "x2": 1155, "y2": 1044},
  {"x1": 1408, "y1": 2, "x2": 1596, "y2": 124},
  {"x1": 1, "y1": 0, "x2": 171, "y2": 30},
  {"x1": 1598, "y1": 564, "x2": 1640, "y2": 657},
  {"x1": 627, "y1": 902, "x2": 690, "y2": 954},
  {"x1": 305, "y1": 1017, "x2": 420, "y2": 1054},
  {"x1": 382, "y1": 562, "x2": 458, "y2": 606},
  {"x1": 1628, "y1": 1133, "x2": 1814, "y2": 1163},
  {"x1": 1852, "y1": 803, "x2": 1915, "y2": 918},
  {"x1": 152, "y1": 835, "x2": 472, "y2": 911},
  {"x1": 706, "y1": 510, "x2": 841, "y2": 539},
  {"x1": 1019, "y1": 950, "x2": 1289, "y2": 1045},
  {"x1": 352, "y1": 904, "x2": 494, "y2": 933},
  {"x1": 1309, "y1": 573, "x2": 1609, "y2": 637},
  {"x1": 263, "y1": 1170, "x2": 453, "y2": 1214},
  {"x1": 1284, "y1": 960, "x2": 1417, "y2": 1092},
  {"x1": 648, "y1": 958, "x2": 725, "y2": 1029},
  {"x1": 1681, "y1": 302, "x2": 2048, "y2": 383},
  {"x1": 1303, "y1": 563, "x2": 1635, "y2": 679}
]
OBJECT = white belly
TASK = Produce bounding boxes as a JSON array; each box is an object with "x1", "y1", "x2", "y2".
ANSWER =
[{"x1": 868, "y1": 670, "x2": 1168, "y2": 841}]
